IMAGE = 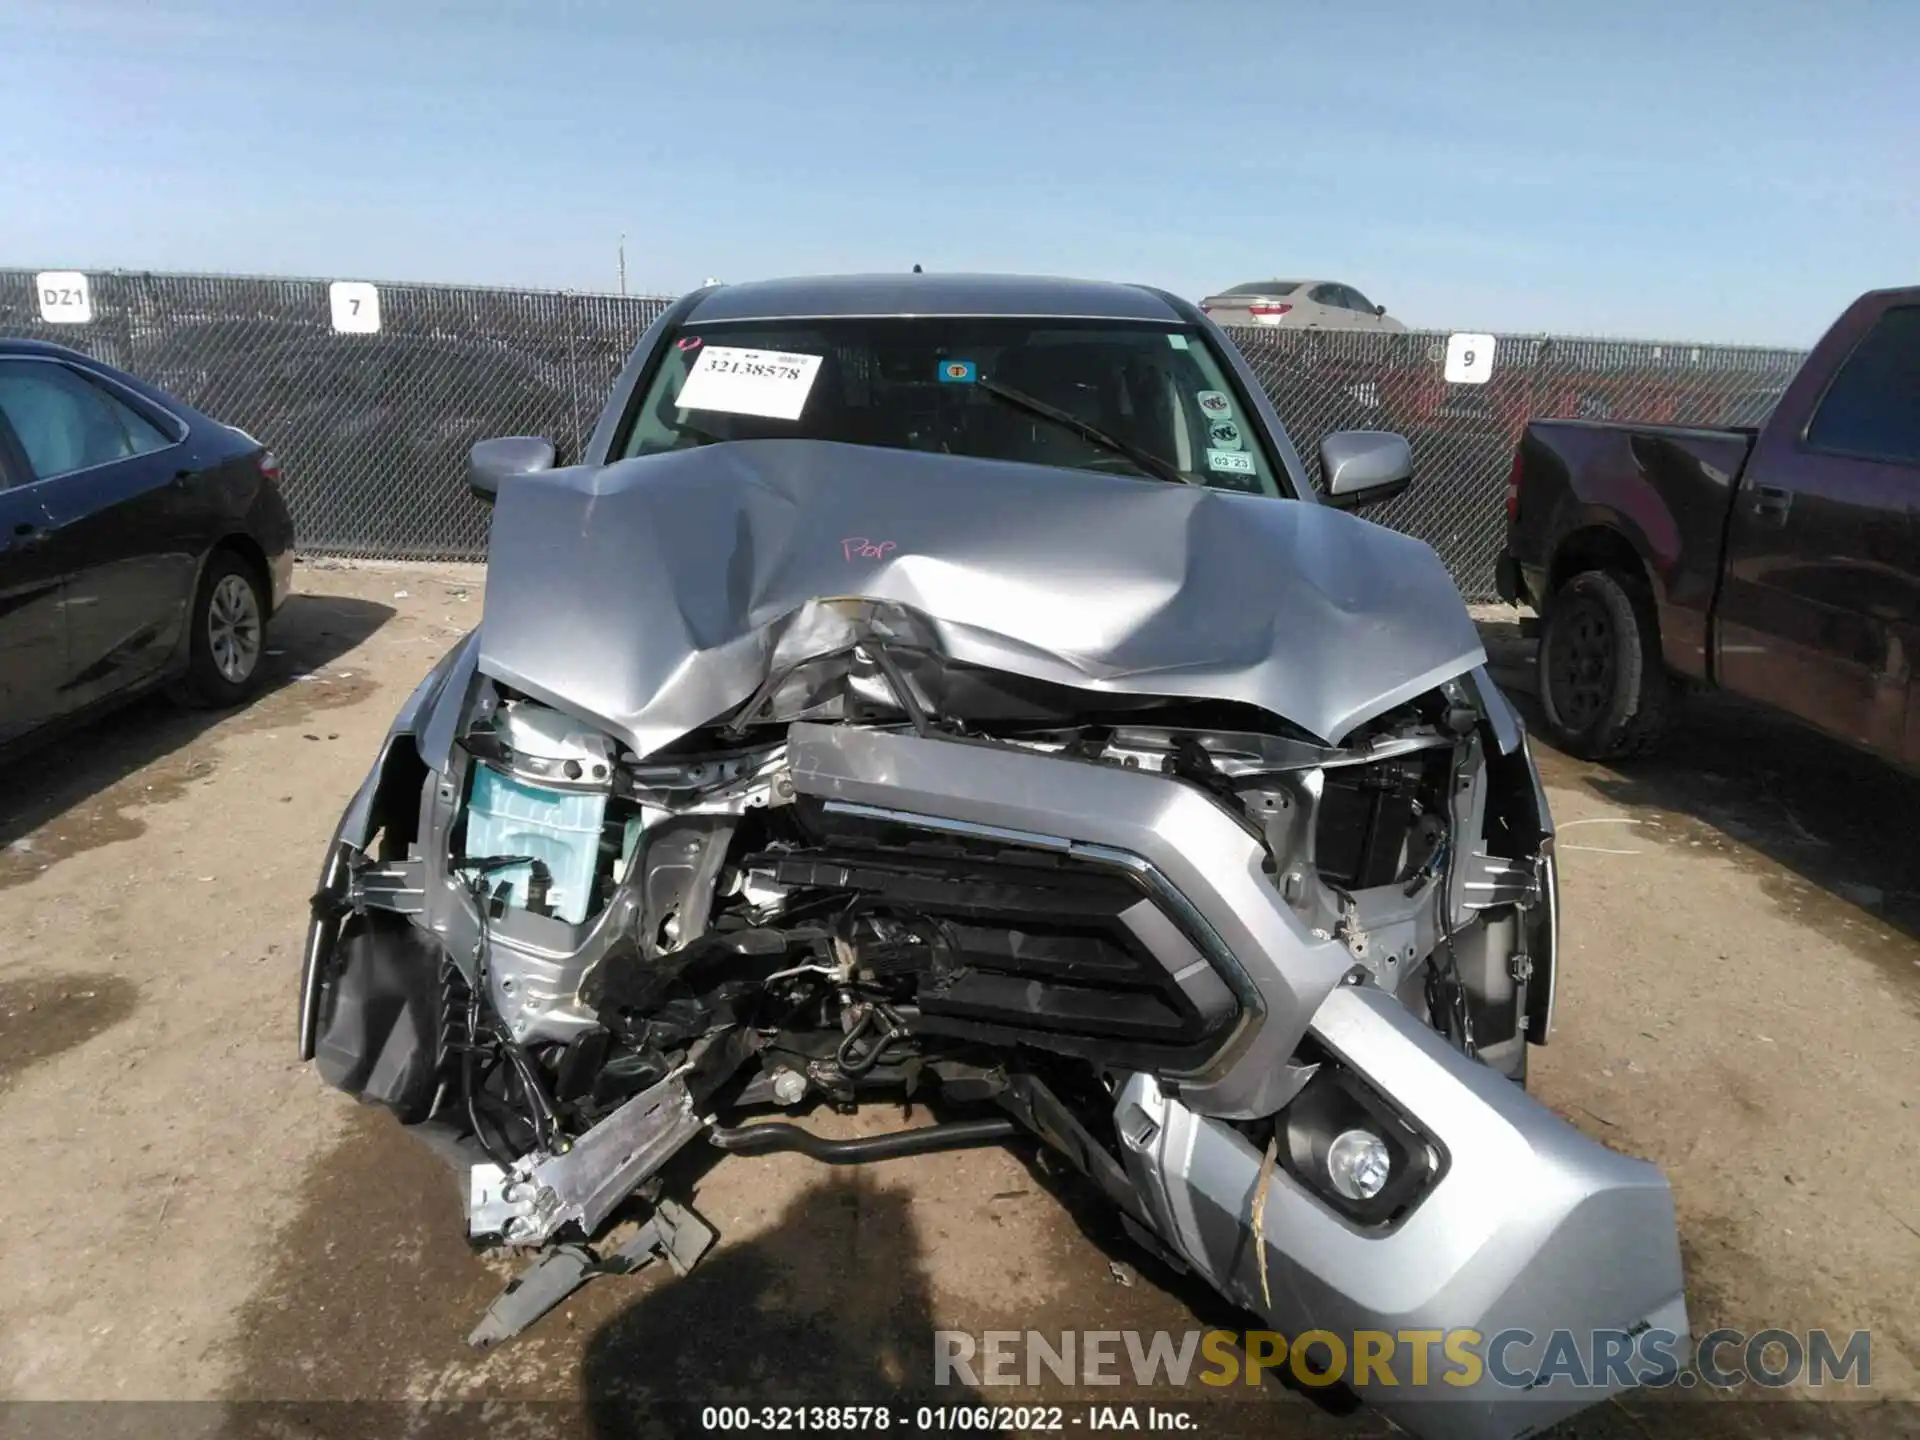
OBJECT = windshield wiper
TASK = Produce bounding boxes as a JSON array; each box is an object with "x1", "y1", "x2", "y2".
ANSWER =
[
  {"x1": 664, "y1": 413, "x2": 725, "y2": 446},
  {"x1": 974, "y1": 376, "x2": 1196, "y2": 487}
]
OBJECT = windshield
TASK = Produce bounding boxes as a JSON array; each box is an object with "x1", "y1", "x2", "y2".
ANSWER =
[{"x1": 615, "y1": 317, "x2": 1287, "y2": 497}]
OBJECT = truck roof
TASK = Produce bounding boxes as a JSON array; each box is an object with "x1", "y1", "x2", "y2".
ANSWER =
[
  {"x1": 1859, "y1": 284, "x2": 1920, "y2": 306},
  {"x1": 682, "y1": 272, "x2": 1188, "y2": 325}
]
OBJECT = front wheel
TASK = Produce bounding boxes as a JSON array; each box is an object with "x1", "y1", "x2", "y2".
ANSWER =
[
  {"x1": 176, "y1": 550, "x2": 269, "y2": 709},
  {"x1": 1536, "y1": 568, "x2": 1670, "y2": 759}
]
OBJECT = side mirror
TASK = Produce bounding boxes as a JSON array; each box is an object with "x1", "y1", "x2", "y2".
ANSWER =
[
  {"x1": 1319, "y1": 430, "x2": 1413, "y2": 511},
  {"x1": 469, "y1": 436, "x2": 556, "y2": 504},
  {"x1": 1375, "y1": 304, "x2": 1388, "y2": 317}
]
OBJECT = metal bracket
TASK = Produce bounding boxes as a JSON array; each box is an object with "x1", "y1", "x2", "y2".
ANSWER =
[
  {"x1": 1457, "y1": 852, "x2": 1537, "y2": 912},
  {"x1": 346, "y1": 857, "x2": 428, "y2": 917},
  {"x1": 1334, "y1": 890, "x2": 1368, "y2": 959},
  {"x1": 466, "y1": 1072, "x2": 704, "y2": 1246},
  {"x1": 467, "y1": 1196, "x2": 716, "y2": 1350}
]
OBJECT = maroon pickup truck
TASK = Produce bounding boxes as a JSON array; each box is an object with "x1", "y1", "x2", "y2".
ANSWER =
[{"x1": 1496, "y1": 286, "x2": 1920, "y2": 772}]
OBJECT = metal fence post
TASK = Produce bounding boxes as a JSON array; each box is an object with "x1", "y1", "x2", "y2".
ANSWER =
[{"x1": 564, "y1": 291, "x2": 582, "y2": 461}]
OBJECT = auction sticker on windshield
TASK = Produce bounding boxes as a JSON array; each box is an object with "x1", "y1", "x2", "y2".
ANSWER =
[
  {"x1": 1208, "y1": 418, "x2": 1243, "y2": 450},
  {"x1": 675, "y1": 346, "x2": 824, "y2": 421},
  {"x1": 1196, "y1": 390, "x2": 1233, "y2": 419}
]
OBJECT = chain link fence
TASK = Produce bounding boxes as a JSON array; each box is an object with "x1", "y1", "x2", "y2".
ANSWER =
[
  {"x1": 1224, "y1": 325, "x2": 1804, "y2": 597},
  {"x1": 1, "y1": 270, "x2": 670, "y2": 560},
  {"x1": 1, "y1": 269, "x2": 1808, "y2": 597}
]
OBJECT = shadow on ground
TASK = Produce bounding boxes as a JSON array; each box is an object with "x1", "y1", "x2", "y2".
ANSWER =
[
  {"x1": 0, "y1": 592, "x2": 392, "y2": 884},
  {"x1": 1479, "y1": 616, "x2": 1920, "y2": 977},
  {"x1": 210, "y1": 1100, "x2": 999, "y2": 1439},
  {"x1": 0, "y1": 971, "x2": 140, "y2": 1084},
  {"x1": 580, "y1": 1174, "x2": 989, "y2": 1436}
]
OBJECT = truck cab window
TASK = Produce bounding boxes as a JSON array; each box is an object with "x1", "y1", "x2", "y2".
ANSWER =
[
  {"x1": 615, "y1": 317, "x2": 1289, "y2": 497},
  {"x1": 1804, "y1": 305, "x2": 1920, "y2": 467}
]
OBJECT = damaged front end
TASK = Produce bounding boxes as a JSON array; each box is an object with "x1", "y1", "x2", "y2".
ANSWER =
[{"x1": 298, "y1": 448, "x2": 1683, "y2": 1439}]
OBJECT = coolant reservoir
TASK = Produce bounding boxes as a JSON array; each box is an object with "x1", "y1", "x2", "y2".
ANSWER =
[
  {"x1": 462, "y1": 702, "x2": 614, "y2": 925},
  {"x1": 497, "y1": 700, "x2": 616, "y2": 780}
]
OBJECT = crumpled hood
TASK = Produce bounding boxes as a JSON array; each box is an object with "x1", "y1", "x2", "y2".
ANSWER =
[{"x1": 477, "y1": 440, "x2": 1484, "y2": 756}]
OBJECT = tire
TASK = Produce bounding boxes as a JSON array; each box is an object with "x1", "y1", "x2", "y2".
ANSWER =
[
  {"x1": 176, "y1": 549, "x2": 270, "y2": 709},
  {"x1": 1535, "y1": 568, "x2": 1670, "y2": 759}
]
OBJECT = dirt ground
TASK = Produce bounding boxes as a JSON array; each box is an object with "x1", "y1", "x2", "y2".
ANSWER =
[{"x1": 1, "y1": 560, "x2": 1916, "y2": 1438}]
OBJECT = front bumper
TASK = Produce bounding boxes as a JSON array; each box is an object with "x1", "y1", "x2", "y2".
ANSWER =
[
  {"x1": 785, "y1": 723, "x2": 1686, "y2": 1438},
  {"x1": 1117, "y1": 986, "x2": 1689, "y2": 1440}
]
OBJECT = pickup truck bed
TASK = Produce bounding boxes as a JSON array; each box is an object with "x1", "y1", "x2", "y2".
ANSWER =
[{"x1": 1497, "y1": 287, "x2": 1920, "y2": 773}]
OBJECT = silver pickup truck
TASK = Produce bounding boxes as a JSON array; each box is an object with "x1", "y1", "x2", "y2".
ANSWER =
[{"x1": 300, "y1": 272, "x2": 1687, "y2": 1439}]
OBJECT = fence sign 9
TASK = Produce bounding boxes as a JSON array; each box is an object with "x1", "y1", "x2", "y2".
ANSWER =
[{"x1": 1445, "y1": 332, "x2": 1497, "y2": 385}]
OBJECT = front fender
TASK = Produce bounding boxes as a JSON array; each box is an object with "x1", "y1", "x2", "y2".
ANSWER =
[
  {"x1": 296, "y1": 631, "x2": 478, "y2": 1060},
  {"x1": 1464, "y1": 666, "x2": 1559, "y2": 1044}
]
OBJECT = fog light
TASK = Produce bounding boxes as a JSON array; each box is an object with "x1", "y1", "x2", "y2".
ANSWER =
[{"x1": 1326, "y1": 1128, "x2": 1391, "y2": 1200}]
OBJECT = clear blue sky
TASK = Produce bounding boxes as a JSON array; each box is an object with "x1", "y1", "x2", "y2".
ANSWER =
[{"x1": 3, "y1": 0, "x2": 1913, "y2": 345}]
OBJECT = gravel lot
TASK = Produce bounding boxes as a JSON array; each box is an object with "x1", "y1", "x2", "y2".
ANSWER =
[{"x1": 1, "y1": 560, "x2": 1915, "y2": 1437}]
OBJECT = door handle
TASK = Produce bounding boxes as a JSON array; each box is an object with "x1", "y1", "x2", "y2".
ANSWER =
[{"x1": 1751, "y1": 485, "x2": 1793, "y2": 525}]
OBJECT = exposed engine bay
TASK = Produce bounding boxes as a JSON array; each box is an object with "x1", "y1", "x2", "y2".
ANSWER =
[
  {"x1": 314, "y1": 643, "x2": 1544, "y2": 1139},
  {"x1": 304, "y1": 624, "x2": 1561, "y2": 1302},
  {"x1": 298, "y1": 439, "x2": 1685, "y2": 1440}
]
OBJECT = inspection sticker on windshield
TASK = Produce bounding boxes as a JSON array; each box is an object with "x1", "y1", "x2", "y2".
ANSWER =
[
  {"x1": 938, "y1": 359, "x2": 977, "y2": 383},
  {"x1": 1207, "y1": 448, "x2": 1254, "y2": 475},
  {"x1": 1196, "y1": 390, "x2": 1233, "y2": 419},
  {"x1": 674, "y1": 346, "x2": 824, "y2": 420},
  {"x1": 1208, "y1": 418, "x2": 1243, "y2": 450}
]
